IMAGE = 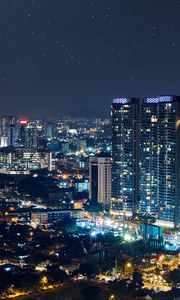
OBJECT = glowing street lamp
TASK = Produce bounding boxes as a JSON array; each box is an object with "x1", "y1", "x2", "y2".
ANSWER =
[
  {"x1": 126, "y1": 262, "x2": 132, "y2": 268},
  {"x1": 40, "y1": 276, "x2": 48, "y2": 287},
  {"x1": 124, "y1": 262, "x2": 133, "y2": 277}
]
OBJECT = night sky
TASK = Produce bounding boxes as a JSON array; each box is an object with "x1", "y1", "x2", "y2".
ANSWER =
[{"x1": 0, "y1": 0, "x2": 180, "y2": 118}]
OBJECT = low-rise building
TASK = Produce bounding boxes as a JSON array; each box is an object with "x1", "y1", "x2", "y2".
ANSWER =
[{"x1": 31, "y1": 208, "x2": 84, "y2": 226}]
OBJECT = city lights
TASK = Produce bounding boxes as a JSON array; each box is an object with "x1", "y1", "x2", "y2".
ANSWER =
[
  {"x1": 0, "y1": 0, "x2": 178, "y2": 298},
  {"x1": 124, "y1": 234, "x2": 133, "y2": 242}
]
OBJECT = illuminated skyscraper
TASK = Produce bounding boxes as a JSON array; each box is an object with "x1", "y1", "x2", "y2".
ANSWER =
[
  {"x1": 17, "y1": 120, "x2": 38, "y2": 148},
  {"x1": 140, "y1": 96, "x2": 180, "y2": 227},
  {"x1": 0, "y1": 116, "x2": 17, "y2": 137},
  {"x1": 17, "y1": 120, "x2": 29, "y2": 147},
  {"x1": 0, "y1": 116, "x2": 17, "y2": 147},
  {"x1": 111, "y1": 96, "x2": 180, "y2": 227},
  {"x1": 111, "y1": 98, "x2": 140, "y2": 216}
]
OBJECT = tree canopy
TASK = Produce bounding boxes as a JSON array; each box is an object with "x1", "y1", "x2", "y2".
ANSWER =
[
  {"x1": 79, "y1": 262, "x2": 100, "y2": 278},
  {"x1": 167, "y1": 269, "x2": 180, "y2": 287},
  {"x1": 84, "y1": 199, "x2": 103, "y2": 215}
]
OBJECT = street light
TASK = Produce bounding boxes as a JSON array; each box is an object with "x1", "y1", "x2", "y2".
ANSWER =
[
  {"x1": 41, "y1": 276, "x2": 48, "y2": 286},
  {"x1": 124, "y1": 262, "x2": 133, "y2": 277},
  {"x1": 126, "y1": 262, "x2": 132, "y2": 268},
  {"x1": 109, "y1": 295, "x2": 115, "y2": 300}
]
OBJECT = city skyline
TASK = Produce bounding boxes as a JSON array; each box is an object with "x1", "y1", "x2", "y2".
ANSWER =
[
  {"x1": 0, "y1": 1, "x2": 180, "y2": 117},
  {"x1": 0, "y1": 1, "x2": 180, "y2": 298}
]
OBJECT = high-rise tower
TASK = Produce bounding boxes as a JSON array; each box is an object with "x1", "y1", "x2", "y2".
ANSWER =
[
  {"x1": 111, "y1": 98, "x2": 140, "y2": 216},
  {"x1": 139, "y1": 96, "x2": 180, "y2": 227},
  {"x1": 89, "y1": 154, "x2": 111, "y2": 208},
  {"x1": 111, "y1": 96, "x2": 180, "y2": 227}
]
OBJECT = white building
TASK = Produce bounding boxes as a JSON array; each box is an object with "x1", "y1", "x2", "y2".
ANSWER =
[
  {"x1": 89, "y1": 155, "x2": 111, "y2": 208},
  {"x1": 31, "y1": 209, "x2": 84, "y2": 226}
]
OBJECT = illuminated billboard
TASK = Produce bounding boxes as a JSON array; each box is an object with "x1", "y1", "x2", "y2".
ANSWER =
[{"x1": 19, "y1": 120, "x2": 28, "y2": 125}]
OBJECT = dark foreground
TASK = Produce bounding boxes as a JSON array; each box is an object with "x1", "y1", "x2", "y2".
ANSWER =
[{"x1": 15, "y1": 281, "x2": 180, "y2": 300}]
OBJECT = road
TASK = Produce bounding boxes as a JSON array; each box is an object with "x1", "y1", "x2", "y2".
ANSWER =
[{"x1": 144, "y1": 282, "x2": 171, "y2": 292}]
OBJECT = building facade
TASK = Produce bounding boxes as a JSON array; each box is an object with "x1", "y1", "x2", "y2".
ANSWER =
[
  {"x1": 0, "y1": 148, "x2": 54, "y2": 174},
  {"x1": 111, "y1": 96, "x2": 180, "y2": 227},
  {"x1": 0, "y1": 116, "x2": 17, "y2": 147},
  {"x1": 31, "y1": 209, "x2": 84, "y2": 226},
  {"x1": 111, "y1": 98, "x2": 140, "y2": 216},
  {"x1": 89, "y1": 155, "x2": 111, "y2": 208}
]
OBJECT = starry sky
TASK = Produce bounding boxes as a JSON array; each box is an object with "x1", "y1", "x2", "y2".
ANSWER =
[{"x1": 0, "y1": 0, "x2": 180, "y2": 118}]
